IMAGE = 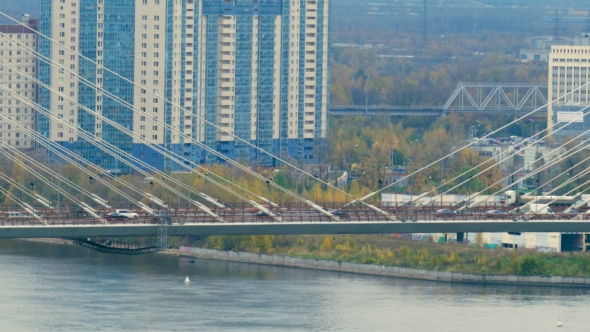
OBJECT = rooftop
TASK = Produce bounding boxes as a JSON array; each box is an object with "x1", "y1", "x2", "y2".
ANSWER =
[{"x1": 0, "y1": 19, "x2": 38, "y2": 34}]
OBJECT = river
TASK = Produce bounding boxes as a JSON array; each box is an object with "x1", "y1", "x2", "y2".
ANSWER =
[{"x1": 0, "y1": 240, "x2": 588, "y2": 331}]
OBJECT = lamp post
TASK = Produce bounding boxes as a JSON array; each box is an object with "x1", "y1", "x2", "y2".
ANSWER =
[
  {"x1": 387, "y1": 144, "x2": 391, "y2": 167},
  {"x1": 177, "y1": 173, "x2": 180, "y2": 213},
  {"x1": 404, "y1": 156, "x2": 413, "y2": 202},
  {"x1": 388, "y1": 141, "x2": 398, "y2": 168},
  {"x1": 149, "y1": 181, "x2": 154, "y2": 210},
  {"x1": 408, "y1": 140, "x2": 418, "y2": 159},
  {"x1": 313, "y1": 174, "x2": 319, "y2": 202},
  {"x1": 50, "y1": 158, "x2": 61, "y2": 220}
]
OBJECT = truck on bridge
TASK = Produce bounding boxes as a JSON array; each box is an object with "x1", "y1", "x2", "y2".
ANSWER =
[{"x1": 382, "y1": 190, "x2": 581, "y2": 209}]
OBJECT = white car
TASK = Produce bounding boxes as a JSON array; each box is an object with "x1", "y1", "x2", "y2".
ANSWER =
[{"x1": 113, "y1": 209, "x2": 139, "y2": 218}]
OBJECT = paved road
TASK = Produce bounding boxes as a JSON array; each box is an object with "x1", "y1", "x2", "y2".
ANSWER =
[{"x1": 1, "y1": 206, "x2": 588, "y2": 227}]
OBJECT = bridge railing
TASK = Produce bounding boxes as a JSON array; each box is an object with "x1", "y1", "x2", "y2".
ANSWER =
[{"x1": 2, "y1": 210, "x2": 590, "y2": 226}]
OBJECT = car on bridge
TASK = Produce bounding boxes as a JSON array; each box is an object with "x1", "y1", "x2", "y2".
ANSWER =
[
  {"x1": 104, "y1": 212, "x2": 129, "y2": 220},
  {"x1": 484, "y1": 209, "x2": 507, "y2": 218},
  {"x1": 561, "y1": 209, "x2": 579, "y2": 215},
  {"x1": 435, "y1": 209, "x2": 455, "y2": 215},
  {"x1": 246, "y1": 205, "x2": 270, "y2": 213},
  {"x1": 253, "y1": 210, "x2": 281, "y2": 217},
  {"x1": 110, "y1": 209, "x2": 139, "y2": 218},
  {"x1": 434, "y1": 209, "x2": 456, "y2": 220},
  {"x1": 329, "y1": 210, "x2": 349, "y2": 218}
]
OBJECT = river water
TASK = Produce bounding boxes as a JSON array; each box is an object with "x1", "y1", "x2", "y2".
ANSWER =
[{"x1": 0, "y1": 240, "x2": 588, "y2": 331}]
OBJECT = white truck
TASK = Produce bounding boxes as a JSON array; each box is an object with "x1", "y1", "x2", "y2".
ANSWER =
[
  {"x1": 505, "y1": 190, "x2": 578, "y2": 206},
  {"x1": 524, "y1": 203, "x2": 554, "y2": 215}
]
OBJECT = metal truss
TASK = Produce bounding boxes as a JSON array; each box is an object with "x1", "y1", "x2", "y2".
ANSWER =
[
  {"x1": 443, "y1": 82, "x2": 548, "y2": 112},
  {"x1": 72, "y1": 238, "x2": 160, "y2": 255}
]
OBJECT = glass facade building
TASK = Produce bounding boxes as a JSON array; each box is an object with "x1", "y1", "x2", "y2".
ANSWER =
[{"x1": 39, "y1": 0, "x2": 329, "y2": 171}]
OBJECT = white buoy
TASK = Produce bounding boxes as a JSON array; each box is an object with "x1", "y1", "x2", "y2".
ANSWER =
[
  {"x1": 557, "y1": 319, "x2": 563, "y2": 328},
  {"x1": 185, "y1": 276, "x2": 190, "y2": 284}
]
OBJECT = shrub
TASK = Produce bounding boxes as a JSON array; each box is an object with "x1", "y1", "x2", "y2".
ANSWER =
[{"x1": 519, "y1": 256, "x2": 547, "y2": 276}]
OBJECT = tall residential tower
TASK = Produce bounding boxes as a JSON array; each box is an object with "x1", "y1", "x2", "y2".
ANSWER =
[
  {"x1": 0, "y1": 15, "x2": 39, "y2": 149},
  {"x1": 39, "y1": 0, "x2": 329, "y2": 171}
]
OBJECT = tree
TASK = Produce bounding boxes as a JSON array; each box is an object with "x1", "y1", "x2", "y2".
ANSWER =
[
  {"x1": 320, "y1": 236, "x2": 334, "y2": 251},
  {"x1": 475, "y1": 233, "x2": 484, "y2": 247}
]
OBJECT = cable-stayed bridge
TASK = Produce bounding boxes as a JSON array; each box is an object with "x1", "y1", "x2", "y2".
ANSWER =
[
  {"x1": 0, "y1": 12, "x2": 589, "y2": 254},
  {"x1": 1, "y1": 199, "x2": 590, "y2": 239}
]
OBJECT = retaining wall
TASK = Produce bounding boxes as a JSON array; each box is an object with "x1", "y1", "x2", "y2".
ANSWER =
[{"x1": 179, "y1": 246, "x2": 590, "y2": 288}]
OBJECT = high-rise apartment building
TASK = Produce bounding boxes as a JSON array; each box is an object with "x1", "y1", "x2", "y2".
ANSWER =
[
  {"x1": 548, "y1": 33, "x2": 590, "y2": 138},
  {"x1": 0, "y1": 15, "x2": 39, "y2": 149},
  {"x1": 39, "y1": 0, "x2": 329, "y2": 171}
]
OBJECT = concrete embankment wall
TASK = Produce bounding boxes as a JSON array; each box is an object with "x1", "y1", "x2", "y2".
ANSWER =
[{"x1": 179, "y1": 246, "x2": 590, "y2": 288}]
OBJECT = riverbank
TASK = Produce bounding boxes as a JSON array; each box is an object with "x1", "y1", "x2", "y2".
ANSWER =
[
  {"x1": 14, "y1": 235, "x2": 590, "y2": 286},
  {"x1": 17, "y1": 238, "x2": 73, "y2": 245},
  {"x1": 179, "y1": 246, "x2": 590, "y2": 288},
  {"x1": 184, "y1": 235, "x2": 590, "y2": 278}
]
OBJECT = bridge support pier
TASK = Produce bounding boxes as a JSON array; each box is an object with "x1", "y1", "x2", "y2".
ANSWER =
[{"x1": 457, "y1": 232, "x2": 465, "y2": 243}]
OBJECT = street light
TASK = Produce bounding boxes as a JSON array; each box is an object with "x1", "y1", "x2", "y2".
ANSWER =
[
  {"x1": 404, "y1": 156, "x2": 414, "y2": 202},
  {"x1": 408, "y1": 140, "x2": 418, "y2": 159},
  {"x1": 388, "y1": 144, "x2": 391, "y2": 167},
  {"x1": 50, "y1": 158, "x2": 62, "y2": 220},
  {"x1": 149, "y1": 181, "x2": 154, "y2": 210}
]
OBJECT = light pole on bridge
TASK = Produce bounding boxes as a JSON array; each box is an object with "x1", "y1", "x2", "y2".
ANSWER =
[
  {"x1": 49, "y1": 158, "x2": 62, "y2": 221},
  {"x1": 404, "y1": 156, "x2": 413, "y2": 203}
]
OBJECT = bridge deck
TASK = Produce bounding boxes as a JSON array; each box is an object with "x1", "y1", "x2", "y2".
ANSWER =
[{"x1": 2, "y1": 219, "x2": 590, "y2": 238}]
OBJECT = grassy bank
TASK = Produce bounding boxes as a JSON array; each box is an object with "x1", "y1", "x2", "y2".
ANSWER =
[{"x1": 171, "y1": 235, "x2": 590, "y2": 278}]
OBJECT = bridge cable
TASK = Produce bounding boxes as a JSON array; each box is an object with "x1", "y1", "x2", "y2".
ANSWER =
[
  {"x1": 0, "y1": 183, "x2": 45, "y2": 224},
  {"x1": 0, "y1": 90, "x2": 152, "y2": 208},
  {"x1": 515, "y1": 167, "x2": 590, "y2": 214},
  {"x1": 0, "y1": 169, "x2": 53, "y2": 209},
  {"x1": 0, "y1": 42, "x2": 241, "y2": 209},
  {"x1": 0, "y1": 33, "x2": 325, "y2": 219},
  {"x1": 0, "y1": 62, "x2": 279, "y2": 218},
  {"x1": 456, "y1": 141, "x2": 590, "y2": 210},
  {"x1": 456, "y1": 131, "x2": 590, "y2": 210},
  {"x1": 0, "y1": 139, "x2": 105, "y2": 221},
  {"x1": 413, "y1": 104, "x2": 590, "y2": 207},
  {"x1": 0, "y1": 109, "x2": 174, "y2": 215},
  {"x1": 340, "y1": 85, "x2": 590, "y2": 207},
  {"x1": 0, "y1": 15, "x2": 393, "y2": 220},
  {"x1": 0, "y1": 85, "x2": 228, "y2": 220},
  {"x1": 0, "y1": 82, "x2": 266, "y2": 220}
]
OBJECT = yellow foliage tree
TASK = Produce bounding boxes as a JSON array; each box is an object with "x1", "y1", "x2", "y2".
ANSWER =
[{"x1": 320, "y1": 236, "x2": 333, "y2": 251}]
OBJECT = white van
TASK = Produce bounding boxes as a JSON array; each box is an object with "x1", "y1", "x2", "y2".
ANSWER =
[
  {"x1": 3, "y1": 211, "x2": 32, "y2": 219},
  {"x1": 525, "y1": 204, "x2": 554, "y2": 215}
]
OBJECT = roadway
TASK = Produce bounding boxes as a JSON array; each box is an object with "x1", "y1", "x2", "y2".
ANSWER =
[{"x1": 1, "y1": 205, "x2": 588, "y2": 238}]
